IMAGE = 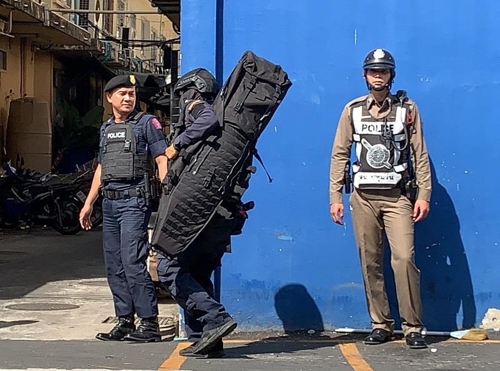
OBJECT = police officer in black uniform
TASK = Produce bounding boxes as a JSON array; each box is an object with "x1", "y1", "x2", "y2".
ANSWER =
[
  {"x1": 80, "y1": 74, "x2": 168, "y2": 342},
  {"x1": 156, "y1": 68, "x2": 238, "y2": 358}
]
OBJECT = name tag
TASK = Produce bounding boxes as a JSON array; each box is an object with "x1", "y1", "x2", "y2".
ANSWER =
[{"x1": 355, "y1": 172, "x2": 402, "y2": 185}]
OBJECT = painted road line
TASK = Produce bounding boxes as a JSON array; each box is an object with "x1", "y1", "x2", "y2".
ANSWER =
[
  {"x1": 158, "y1": 342, "x2": 190, "y2": 371},
  {"x1": 339, "y1": 343, "x2": 374, "y2": 371}
]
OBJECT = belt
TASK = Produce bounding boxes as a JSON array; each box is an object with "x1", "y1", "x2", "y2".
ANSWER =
[{"x1": 101, "y1": 188, "x2": 144, "y2": 200}]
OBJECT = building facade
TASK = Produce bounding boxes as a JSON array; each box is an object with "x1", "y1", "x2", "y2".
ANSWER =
[{"x1": 0, "y1": 0, "x2": 178, "y2": 170}]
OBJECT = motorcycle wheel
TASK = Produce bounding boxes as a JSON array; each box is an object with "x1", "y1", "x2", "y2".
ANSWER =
[{"x1": 53, "y1": 198, "x2": 82, "y2": 235}]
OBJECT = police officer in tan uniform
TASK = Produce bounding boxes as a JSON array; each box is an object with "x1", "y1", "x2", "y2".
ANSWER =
[{"x1": 329, "y1": 49, "x2": 431, "y2": 349}]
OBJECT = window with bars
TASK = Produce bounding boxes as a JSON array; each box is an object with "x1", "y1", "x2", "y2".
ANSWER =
[
  {"x1": 78, "y1": 0, "x2": 90, "y2": 28},
  {"x1": 130, "y1": 14, "x2": 136, "y2": 32},
  {"x1": 140, "y1": 19, "x2": 150, "y2": 56},
  {"x1": 103, "y1": 0, "x2": 113, "y2": 34},
  {"x1": 140, "y1": 19, "x2": 146, "y2": 54},
  {"x1": 151, "y1": 30, "x2": 157, "y2": 60},
  {"x1": 117, "y1": 0, "x2": 125, "y2": 27}
]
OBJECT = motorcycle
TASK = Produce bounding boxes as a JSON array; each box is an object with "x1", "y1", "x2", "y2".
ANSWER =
[{"x1": 1, "y1": 160, "x2": 101, "y2": 234}]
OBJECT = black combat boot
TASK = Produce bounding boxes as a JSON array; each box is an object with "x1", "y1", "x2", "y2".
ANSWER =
[
  {"x1": 191, "y1": 318, "x2": 237, "y2": 355},
  {"x1": 96, "y1": 315, "x2": 135, "y2": 341},
  {"x1": 124, "y1": 317, "x2": 161, "y2": 342},
  {"x1": 180, "y1": 339, "x2": 225, "y2": 358}
]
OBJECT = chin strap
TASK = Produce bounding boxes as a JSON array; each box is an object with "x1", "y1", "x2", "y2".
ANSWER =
[{"x1": 366, "y1": 81, "x2": 393, "y2": 92}]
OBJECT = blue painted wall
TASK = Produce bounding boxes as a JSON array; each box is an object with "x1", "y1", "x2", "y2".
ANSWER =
[{"x1": 180, "y1": 0, "x2": 500, "y2": 332}]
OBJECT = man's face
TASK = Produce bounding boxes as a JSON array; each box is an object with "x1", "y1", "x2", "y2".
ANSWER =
[
  {"x1": 106, "y1": 87, "x2": 136, "y2": 114},
  {"x1": 365, "y1": 68, "x2": 391, "y2": 90}
]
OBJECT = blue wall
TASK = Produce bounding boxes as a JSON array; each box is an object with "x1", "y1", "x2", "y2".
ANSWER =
[{"x1": 180, "y1": 0, "x2": 500, "y2": 332}]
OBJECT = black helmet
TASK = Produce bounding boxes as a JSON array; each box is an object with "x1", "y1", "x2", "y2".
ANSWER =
[
  {"x1": 363, "y1": 48, "x2": 396, "y2": 70},
  {"x1": 363, "y1": 49, "x2": 396, "y2": 91},
  {"x1": 173, "y1": 68, "x2": 219, "y2": 97}
]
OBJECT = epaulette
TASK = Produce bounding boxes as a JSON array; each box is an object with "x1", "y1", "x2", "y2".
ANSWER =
[
  {"x1": 187, "y1": 99, "x2": 204, "y2": 112},
  {"x1": 405, "y1": 97, "x2": 416, "y2": 108},
  {"x1": 346, "y1": 94, "x2": 369, "y2": 107},
  {"x1": 101, "y1": 120, "x2": 112, "y2": 131}
]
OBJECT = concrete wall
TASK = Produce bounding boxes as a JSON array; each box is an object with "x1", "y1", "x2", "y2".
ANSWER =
[
  {"x1": 0, "y1": 37, "x2": 41, "y2": 163},
  {"x1": 20, "y1": 39, "x2": 35, "y2": 98},
  {"x1": 1, "y1": 37, "x2": 23, "y2": 126},
  {"x1": 0, "y1": 35, "x2": 54, "y2": 168},
  {"x1": 180, "y1": 0, "x2": 500, "y2": 332},
  {"x1": 34, "y1": 51, "x2": 53, "y2": 108},
  {"x1": 0, "y1": 38, "x2": 19, "y2": 154}
]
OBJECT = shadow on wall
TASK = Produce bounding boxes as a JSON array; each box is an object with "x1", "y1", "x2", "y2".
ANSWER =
[
  {"x1": 385, "y1": 158, "x2": 476, "y2": 331},
  {"x1": 274, "y1": 284, "x2": 325, "y2": 334}
]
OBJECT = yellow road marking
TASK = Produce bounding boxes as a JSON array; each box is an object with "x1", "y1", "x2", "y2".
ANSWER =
[
  {"x1": 157, "y1": 337, "x2": 500, "y2": 370},
  {"x1": 339, "y1": 343, "x2": 374, "y2": 371},
  {"x1": 158, "y1": 342, "x2": 190, "y2": 371}
]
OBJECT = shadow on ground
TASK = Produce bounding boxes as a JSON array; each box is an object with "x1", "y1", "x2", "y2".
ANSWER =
[
  {"x1": 0, "y1": 228, "x2": 105, "y2": 300},
  {"x1": 0, "y1": 320, "x2": 39, "y2": 329},
  {"x1": 221, "y1": 330, "x2": 456, "y2": 359}
]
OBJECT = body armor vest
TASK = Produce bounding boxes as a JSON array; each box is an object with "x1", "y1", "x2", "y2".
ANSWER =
[
  {"x1": 101, "y1": 113, "x2": 151, "y2": 182},
  {"x1": 351, "y1": 101, "x2": 410, "y2": 190}
]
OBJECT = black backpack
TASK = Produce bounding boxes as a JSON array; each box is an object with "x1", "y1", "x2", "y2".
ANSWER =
[{"x1": 151, "y1": 50, "x2": 292, "y2": 257}]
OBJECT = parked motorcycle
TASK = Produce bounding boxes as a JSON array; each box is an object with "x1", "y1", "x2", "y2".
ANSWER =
[{"x1": 0, "y1": 159, "x2": 101, "y2": 234}]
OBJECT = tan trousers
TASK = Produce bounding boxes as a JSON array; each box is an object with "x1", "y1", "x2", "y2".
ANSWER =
[{"x1": 349, "y1": 189, "x2": 423, "y2": 335}]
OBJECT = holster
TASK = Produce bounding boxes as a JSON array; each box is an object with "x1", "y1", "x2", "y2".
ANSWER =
[
  {"x1": 343, "y1": 161, "x2": 352, "y2": 194},
  {"x1": 402, "y1": 178, "x2": 418, "y2": 202},
  {"x1": 149, "y1": 176, "x2": 161, "y2": 200}
]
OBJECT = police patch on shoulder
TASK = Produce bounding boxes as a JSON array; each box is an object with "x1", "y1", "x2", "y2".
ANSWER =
[{"x1": 151, "y1": 118, "x2": 162, "y2": 129}]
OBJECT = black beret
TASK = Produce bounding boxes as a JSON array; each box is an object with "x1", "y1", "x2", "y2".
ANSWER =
[{"x1": 104, "y1": 75, "x2": 137, "y2": 93}]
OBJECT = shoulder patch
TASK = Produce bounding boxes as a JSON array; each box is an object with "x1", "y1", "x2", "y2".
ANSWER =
[
  {"x1": 407, "y1": 109, "x2": 414, "y2": 124},
  {"x1": 405, "y1": 99, "x2": 416, "y2": 125},
  {"x1": 151, "y1": 117, "x2": 162, "y2": 129}
]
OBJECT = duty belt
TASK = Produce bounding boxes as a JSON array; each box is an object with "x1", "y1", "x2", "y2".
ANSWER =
[{"x1": 101, "y1": 188, "x2": 145, "y2": 200}]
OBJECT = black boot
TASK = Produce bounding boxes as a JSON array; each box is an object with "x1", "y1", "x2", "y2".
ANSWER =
[
  {"x1": 191, "y1": 318, "x2": 237, "y2": 355},
  {"x1": 180, "y1": 339, "x2": 225, "y2": 358},
  {"x1": 96, "y1": 315, "x2": 135, "y2": 341},
  {"x1": 124, "y1": 317, "x2": 161, "y2": 342}
]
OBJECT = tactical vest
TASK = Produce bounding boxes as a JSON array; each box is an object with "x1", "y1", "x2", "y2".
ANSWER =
[
  {"x1": 101, "y1": 112, "x2": 152, "y2": 182},
  {"x1": 351, "y1": 100, "x2": 410, "y2": 190}
]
